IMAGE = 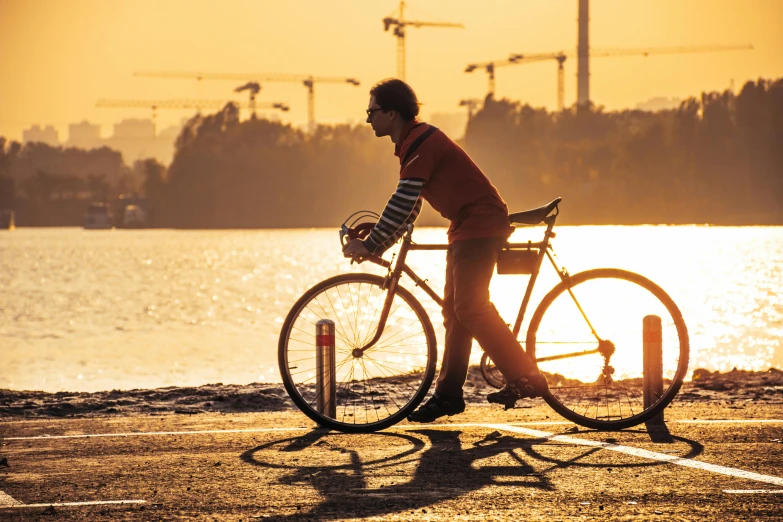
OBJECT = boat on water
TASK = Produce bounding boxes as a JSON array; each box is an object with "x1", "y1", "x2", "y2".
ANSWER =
[
  {"x1": 122, "y1": 204, "x2": 147, "y2": 228},
  {"x1": 83, "y1": 203, "x2": 114, "y2": 229},
  {"x1": 0, "y1": 209, "x2": 14, "y2": 230}
]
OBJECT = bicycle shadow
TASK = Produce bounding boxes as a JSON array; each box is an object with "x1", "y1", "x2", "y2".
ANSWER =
[
  {"x1": 520, "y1": 427, "x2": 703, "y2": 472},
  {"x1": 240, "y1": 426, "x2": 704, "y2": 520},
  {"x1": 238, "y1": 428, "x2": 600, "y2": 520}
]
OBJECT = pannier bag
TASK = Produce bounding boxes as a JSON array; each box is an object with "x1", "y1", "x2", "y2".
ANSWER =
[{"x1": 496, "y1": 247, "x2": 539, "y2": 275}]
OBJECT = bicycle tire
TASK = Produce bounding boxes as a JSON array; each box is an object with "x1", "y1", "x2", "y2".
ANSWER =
[
  {"x1": 526, "y1": 268, "x2": 689, "y2": 430},
  {"x1": 480, "y1": 351, "x2": 506, "y2": 389},
  {"x1": 279, "y1": 273, "x2": 437, "y2": 433}
]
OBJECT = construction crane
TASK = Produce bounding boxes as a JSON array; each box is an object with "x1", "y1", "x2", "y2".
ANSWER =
[
  {"x1": 234, "y1": 82, "x2": 272, "y2": 119},
  {"x1": 96, "y1": 99, "x2": 289, "y2": 124},
  {"x1": 465, "y1": 53, "x2": 561, "y2": 101},
  {"x1": 458, "y1": 98, "x2": 482, "y2": 123},
  {"x1": 464, "y1": 58, "x2": 517, "y2": 99},
  {"x1": 586, "y1": 44, "x2": 754, "y2": 59},
  {"x1": 134, "y1": 71, "x2": 360, "y2": 132},
  {"x1": 465, "y1": 44, "x2": 753, "y2": 111},
  {"x1": 383, "y1": 1, "x2": 463, "y2": 80},
  {"x1": 509, "y1": 44, "x2": 753, "y2": 111},
  {"x1": 498, "y1": 52, "x2": 569, "y2": 110}
]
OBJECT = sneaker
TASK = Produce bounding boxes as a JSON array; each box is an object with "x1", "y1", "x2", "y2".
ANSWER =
[
  {"x1": 407, "y1": 392, "x2": 466, "y2": 423},
  {"x1": 487, "y1": 373, "x2": 549, "y2": 410}
]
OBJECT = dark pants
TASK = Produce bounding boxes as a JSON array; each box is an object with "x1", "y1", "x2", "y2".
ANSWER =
[{"x1": 436, "y1": 235, "x2": 535, "y2": 397}]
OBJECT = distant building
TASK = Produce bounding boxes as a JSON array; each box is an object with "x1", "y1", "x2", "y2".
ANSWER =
[
  {"x1": 112, "y1": 118, "x2": 155, "y2": 139},
  {"x1": 105, "y1": 118, "x2": 159, "y2": 164},
  {"x1": 635, "y1": 96, "x2": 683, "y2": 112},
  {"x1": 22, "y1": 125, "x2": 59, "y2": 146},
  {"x1": 67, "y1": 121, "x2": 102, "y2": 149},
  {"x1": 104, "y1": 119, "x2": 182, "y2": 165},
  {"x1": 20, "y1": 116, "x2": 185, "y2": 166}
]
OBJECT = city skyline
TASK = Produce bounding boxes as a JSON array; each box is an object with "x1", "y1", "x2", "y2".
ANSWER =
[
  {"x1": 1, "y1": 0, "x2": 781, "y2": 141},
  {"x1": 16, "y1": 107, "x2": 461, "y2": 166},
  {"x1": 21, "y1": 117, "x2": 184, "y2": 165}
]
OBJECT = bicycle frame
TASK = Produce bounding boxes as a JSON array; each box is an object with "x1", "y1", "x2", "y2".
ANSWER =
[{"x1": 354, "y1": 211, "x2": 606, "y2": 364}]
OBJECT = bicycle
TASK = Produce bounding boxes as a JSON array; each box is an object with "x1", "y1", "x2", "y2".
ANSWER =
[{"x1": 278, "y1": 198, "x2": 689, "y2": 433}]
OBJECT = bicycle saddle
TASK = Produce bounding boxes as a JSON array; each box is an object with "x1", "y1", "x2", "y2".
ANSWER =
[{"x1": 509, "y1": 197, "x2": 562, "y2": 225}]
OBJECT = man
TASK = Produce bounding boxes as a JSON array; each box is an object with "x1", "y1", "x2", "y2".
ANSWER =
[{"x1": 342, "y1": 78, "x2": 548, "y2": 423}]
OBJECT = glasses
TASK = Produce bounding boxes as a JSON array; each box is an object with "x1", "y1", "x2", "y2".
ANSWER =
[{"x1": 366, "y1": 107, "x2": 383, "y2": 117}]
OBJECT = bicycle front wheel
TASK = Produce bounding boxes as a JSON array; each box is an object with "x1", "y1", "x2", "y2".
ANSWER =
[
  {"x1": 527, "y1": 269, "x2": 689, "y2": 430},
  {"x1": 279, "y1": 273, "x2": 437, "y2": 433}
]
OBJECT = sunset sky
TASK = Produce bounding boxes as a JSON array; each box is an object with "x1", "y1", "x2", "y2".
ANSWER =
[{"x1": 1, "y1": 0, "x2": 781, "y2": 141}]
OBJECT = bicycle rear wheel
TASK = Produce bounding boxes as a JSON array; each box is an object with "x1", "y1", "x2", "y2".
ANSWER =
[
  {"x1": 526, "y1": 269, "x2": 689, "y2": 430},
  {"x1": 279, "y1": 273, "x2": 437, "y2": 433}
]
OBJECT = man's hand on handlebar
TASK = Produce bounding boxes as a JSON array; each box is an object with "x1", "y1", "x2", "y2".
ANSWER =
[{"x1": 343, "y1": 238, "x2": 370, "y2": 262}]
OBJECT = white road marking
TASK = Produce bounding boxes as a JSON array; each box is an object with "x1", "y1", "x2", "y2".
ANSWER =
[
  {"x1": 2, "y1": 419, "x2": 783, "y2": 505},
  {"x1": 485, "y1": 423, "x2": 783, "y2": 488},
  {"x1": 0, "y1": 490, "x2": 22, "y2": 507},
  {"x1": 0, "y1": 421, "x2": 572, "y2": 441},
  {"x1": 1, "y1": 486, "x2": 145, "y2": 510},
  {"x1": 2, "y1": 426, "x2": 311, "y2": 441},
  {"x1": 723, "y1": 490, "x2": 783, "y2": 494},
  {"x1": 5, "y1": 418, "x2": 781, "y2": 442},
  {"x1": 1, "y1": 500, "x2": 146, "y2": 509},
  {"x1": 674, "y1": 419, "x2": 783, "y2": 424}
]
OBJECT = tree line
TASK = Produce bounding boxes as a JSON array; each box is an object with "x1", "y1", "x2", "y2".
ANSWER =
[
  {"x1": 1, "y1": 77, "x2": 781, "y2": 227},
  {"x1": 465, "y1": 77, "x2": 783, "y2": 224}
]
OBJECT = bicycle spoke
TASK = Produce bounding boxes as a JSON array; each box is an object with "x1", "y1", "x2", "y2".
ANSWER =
[
  {"x1": 372, "y1": 326, "x2": 428, "y2": 353},
  {"x1": 313, "y1": 294, "x2": 354, "y2": 347},
  {"x1": 335, "y1": 284, "x2": 359, "y2": 346},
  {"x1": 346, "y1": 282, "x2": 362, "y2": 347},
  {"x1": 359, "y1": 357, "x2": 392, "y2": 422},
  {"x1": 311, "y1": 293, "x2": 353, "y2": 346},
  {"x1": 287, "y1": 336, "x2": 354, "y2": 356},
  {"x1": 339, "y1": 360, "x2": 357, "y2": 424},
  {"x1": 530, "y1": 269, "x2": 687, "y2": 428},
  {"x1": 297, "y1": 306, "x2": 353, "y2": 348},
  {"x1": 363, "y1": 347, "x2": 427, "y2": 355},
  {"x1": 280, "y1": 274, "x2": 436, "y2": 432},
  {"x1": 289, "y1": 355, "x2": 353, "y2": 379},
  {"x1": 358, "y1": 287, "x2": 386, "y2": 346},
  {"x1": 363, "y1": 353, "x2": 421, "y2": 398},
  {"x1": 357, "y1": 294, "x2": 414, "y2": 348},
  {"x1": 358, "y1": 357, "x2": 371, "y2": 422},
  {"x1": 359, "y1": 356, "x2": 406, "y2": 411},
  {"x1": 355, "y1": 282, "x2": 377, "y2": 348},
  {"x1": 367, "y1": 372, "x2": 400, "y2": 417}
]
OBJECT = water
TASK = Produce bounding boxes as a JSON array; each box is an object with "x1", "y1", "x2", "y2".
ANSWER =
[{"x1": 1, "y1": 226, "x2": 781, "y2": 392}]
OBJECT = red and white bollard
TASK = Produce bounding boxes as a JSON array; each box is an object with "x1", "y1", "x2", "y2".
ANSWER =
[{"x1": 316, "y1": 319, "x2": 336, "y2": 418}]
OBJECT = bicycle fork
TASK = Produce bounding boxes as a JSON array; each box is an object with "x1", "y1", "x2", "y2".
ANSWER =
[{"x1": 352, "y1": 230, "x2": 418, "y2": 357}]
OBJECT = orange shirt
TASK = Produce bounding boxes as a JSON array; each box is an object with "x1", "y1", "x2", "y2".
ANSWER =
[{"x1": 395, "y1": 120, "x2": 513, "y2": 243}]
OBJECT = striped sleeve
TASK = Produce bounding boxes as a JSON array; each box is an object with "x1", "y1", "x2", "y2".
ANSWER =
[{"x1": 362, "y1": 178, "x2": 425, "y2": 254}]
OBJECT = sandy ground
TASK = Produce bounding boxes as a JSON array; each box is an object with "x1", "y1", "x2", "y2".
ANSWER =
[
  {"x1": 1, "y1": 367, "x2": 782, "y2": 520},
  {"x1": 1, "y1": 404, "x2": 783, "y2": 521},
  {"x1": 2, "y1": 367, "x2": 782, "y2": 419}
]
